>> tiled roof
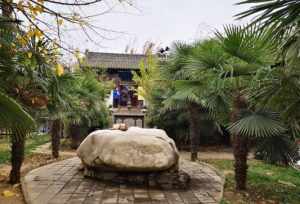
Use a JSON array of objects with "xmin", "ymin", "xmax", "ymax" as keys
[{"xmin": 85, "ymin": 52, "xmax": 146, "ymax": 70}]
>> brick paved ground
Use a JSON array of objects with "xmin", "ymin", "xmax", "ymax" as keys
[{"xmin": 22, "ymin": 157, "xmax": 224, "ymax": 204}]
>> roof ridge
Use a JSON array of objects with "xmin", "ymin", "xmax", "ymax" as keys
[
  {"xmin": 87, "ymin": 51, "xmax": 146, "ymax": 57},
  {"xmin": 85, "ymin": 51, "xmax": 146, "ymax": 70}
]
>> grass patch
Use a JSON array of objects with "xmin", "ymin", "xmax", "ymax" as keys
[
  {"xmin": 203, "ymin": 159, "xmax": 300, "ymax": 204},
  {"xmin": 0, "ymin": 133, "xmax": 50, "ymax": 164}
]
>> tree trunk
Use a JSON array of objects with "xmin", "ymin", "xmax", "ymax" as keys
[
  {"xmin": 60, "ymin": 122, "xmax": 64, "ymax": 138},
  {"xmin": 69, "ymin": 124, "xmax": 81, "ymax": 149},
  {"xmin": 9, "ymin": 133, "xmax": 25, "ymax": 184},
  {"xmin": 1, "ymin": 0, "xmax": 13, "ymax": 18},
  {"xmin": 188, "ymin": 102, "xmax": 201, "ymax": 161},
  {"xmin": 233, "ymin": 134, "xmax": 249, "ymax": 190},
  {"xmin": 231, "ymin": 93, "xmax": 249, "ymax": 190},
  {"xmin": 3, "ymin": 0, "xmax": 24, "ymax": 185},
  {"xmin": 51, "ymin": 119, "xmax": 62, "ymax": 158}
]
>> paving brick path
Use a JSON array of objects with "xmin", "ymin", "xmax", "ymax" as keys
[{"xmin": 22, "ymin": 157, "xmax": 224, "ymax": 204}]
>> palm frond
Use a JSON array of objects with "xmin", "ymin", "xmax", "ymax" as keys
[
  {"xmin": 236, "ymin": 0, "xmax": 300, "ymax": 54},
  {"xmin": 172, "ymin": 80, "xmax": 205, "ymax": 103},
  {"xmin": 216, "ymin": 24, "xmax": 277, "ymax": 65},
  {"xmin": 0, "ymin": 91, "xmax": 35, "ymax": 135},
  {"xmin": 236, "ymin": 0, "xmax": 300, "ymax": 34},
  {"xmin": 191, "ymin": 39, "xmax": 228, "ymax": 69},
  {"xmin": 255, "ymin": 135, "xmax": 298, "ymax": 165},
  {"xmin": 204, "ymin": 91, "xmax": 230, "ymax": 117},
  {"xmin": 185, "ymin": 39, "xmax": 228, "ymax": 79},
  {"xmin": 229, "ymin": 110, "xmax": 286, "ymax": 138}
]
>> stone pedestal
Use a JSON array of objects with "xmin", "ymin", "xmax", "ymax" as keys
[{"xmin": 83, "ymin": 166, "xmax": 191, "ymax": 190}]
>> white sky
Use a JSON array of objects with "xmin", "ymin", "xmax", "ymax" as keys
[{"xmin": 60, "ymin": 0, "xmax": 251, "ymax": 56}]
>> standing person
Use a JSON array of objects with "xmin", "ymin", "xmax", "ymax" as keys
[
  {"xmin": 113, "ymin": 88, "xmax": 120, "ymax": 108},
  {"xmin": 116, "ymin": 88, "xmax": 121, "ymax": 107}
]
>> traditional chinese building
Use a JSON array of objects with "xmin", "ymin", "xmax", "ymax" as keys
[{"xmin": 84, "ymin": 51, "xmax": 147, "ymax": 128}]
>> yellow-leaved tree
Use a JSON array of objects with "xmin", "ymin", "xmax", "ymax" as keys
[{"xmin": 133, "ymin": 53, "xmax": 162, "ymax": 104}]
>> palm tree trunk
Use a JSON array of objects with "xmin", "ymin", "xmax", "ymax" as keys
[
  {"xmin": 233, "ymin": 134, "xmax": 249, "ymax": 190},
  {"xmin": 51, "ymin": 119, "xmax": 62, "ymax": 158},
  {"xmin": 69, "ymin": 124, "xmax": 81, "ymax": 149},
  {"xmin": 9, "ymin": 132, "xmax": 25, "ymax": 184},
  {"xmin": 188, "ymin": 102, "xmax": 201, "ymax": 161},
  {"xmin": 1, "ymin": 0, "xmax": 13, "ymax": 18},
  {"xmin": 231, "ymin": 93, "xmax": 249, "ymax": 190},
  {"xmin": 3, "ymin": 0, "xmax": 24, "ymax": 184}
]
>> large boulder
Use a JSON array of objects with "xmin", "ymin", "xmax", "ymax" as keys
[{"xmin": 77, "ymin": 127, "xmax": 179, "ymax": 172}]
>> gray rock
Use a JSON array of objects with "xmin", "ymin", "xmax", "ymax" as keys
[{"xmin": 77, "ymin": 127, "xmax": 179, "ymax": 172}]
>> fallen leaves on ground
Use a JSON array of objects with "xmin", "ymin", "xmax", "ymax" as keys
[{"xmin": 2, "ymin": 190, "xmax": 15, "ymax": 197}]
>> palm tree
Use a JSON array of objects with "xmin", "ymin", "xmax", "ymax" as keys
[
  {"xmin": 235, "ymin": 0, "xmax": 300, "ymax": 167},
  {"xmin": 47, "ymin": 73, "xmax": 76, "ymax": 158},
  {"xmin": 6, "ymin": 33, "xmax": 70, "ymax": 159},
  {"xmin": 160, "ymin": 40, "xmax": 229, "ymax": 161},
  {"xmin": 0, "ymin": 92, "xmax": 35, "ymax": 184},
  {"xmin": 0, "ymin": 22, "xmax": 38, "ymax": 184},
  {"xmin": 66, "ymin": 70, "xmax": 109, "ymax": 149},
  {"xmin": 136, "ymin": 40, "xmax": 229, "ymax": 161},
  {"xmin": 159, "ymin": 42, "xmax": 206, "ymax": 161},
  {"xmin": 215, "ymin": 25, "xmax": 285, "ymax": 190}
]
